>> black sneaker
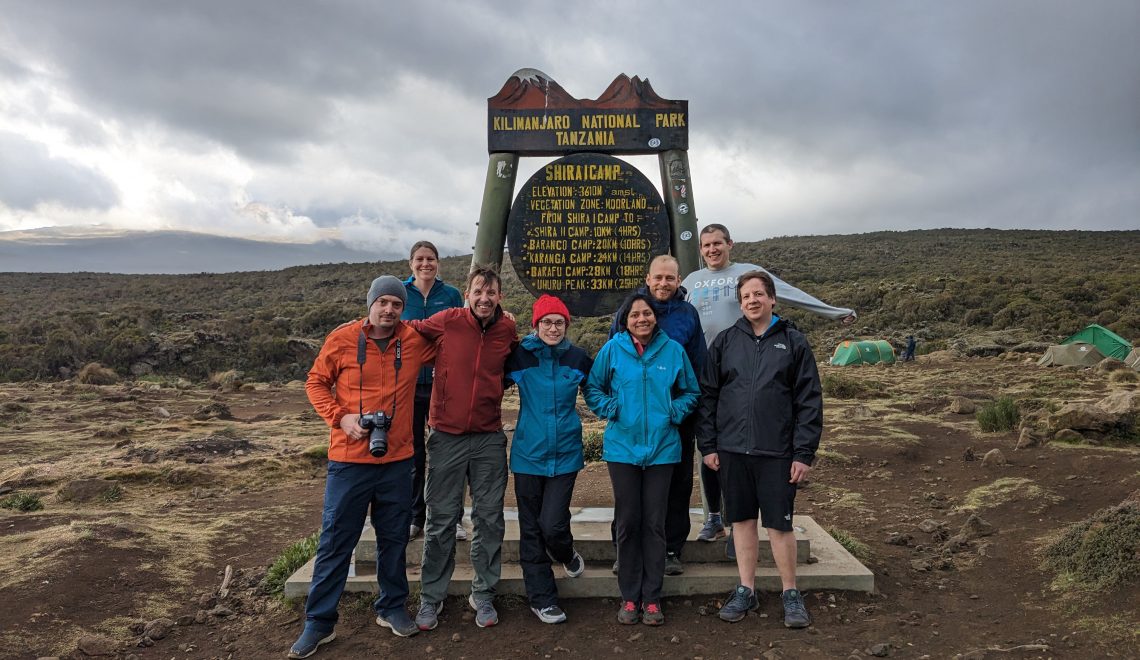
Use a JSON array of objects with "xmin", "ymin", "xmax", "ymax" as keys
[
  {"xmin": 664, "ymin": 552, "xmax": 684, "ymax": 575},
  {"xmin": 781, "ymin": 588, "xmax": 811, "ymax": 628},
  {"xmin": 563, "ymin": 550, "xmax": 585, "ymax": 578},
  {"xmin": 718, "ymin": 584, "xmax": 759, "ymax": 623}
]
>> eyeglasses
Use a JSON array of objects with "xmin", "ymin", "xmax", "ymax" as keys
[{"xmin": 538, "ymin": 319, "xmax": 566, "ymax": 328}]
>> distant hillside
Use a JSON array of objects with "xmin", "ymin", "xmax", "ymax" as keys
[
  {"xmin": 0, "ymin": 228, "xmax": 1136, "ymax": 382},
  {"xmin": 0, "ymin": 229, "xmax": 400, "ymax": 274}
]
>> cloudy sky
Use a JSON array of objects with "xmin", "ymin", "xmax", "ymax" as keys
[{"xmin": 1, "ymin": 1, "xmax": 1137, "ymax": 263}]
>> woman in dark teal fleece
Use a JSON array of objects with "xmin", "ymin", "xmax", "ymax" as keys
[{"xmin": 504, "ymin": 294, "xmax": 593, "ymax": 625}]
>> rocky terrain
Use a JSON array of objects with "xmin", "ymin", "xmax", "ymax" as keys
[{"xmin": 1, "ymin": 353, "xmax": 1137, "ymax": 659}]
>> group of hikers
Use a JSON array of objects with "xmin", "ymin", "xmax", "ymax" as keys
[{"xmin": 290, "ymin": 223, "xmax": 857, "ymax": 659}]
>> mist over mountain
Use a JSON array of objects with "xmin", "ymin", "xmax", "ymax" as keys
[{"xmin": 0, "ymin": 229, "xmax": 402, "ymax": 274}]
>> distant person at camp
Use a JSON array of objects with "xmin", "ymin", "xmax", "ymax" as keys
[
  {"xmin": 291, "ymin": 276, "xmax": 437, "ymax": 658},
  {"xmin": 406, "ymin": 265, "xmax": 518, "ymax": 632},
  {"xmin": 681, "ymin": 223, "xmax": 854, "ymax": 552},
  {"xmin": 607, "ymin": 254, "xmax": 707, "ymax": 576},
  {"xmin": 903, "ymin": 335, "xmax": 917, "ymax": 361},
  {"xmin": 401, "ymin": 240, "xmax": 465, "ymax": 543},
  {"xmin": 586, "ymin": 291, "xmax": 700, "ymax": 626},
  {"xmin": 696, "ymin": 270, "xmax": 822, "ymax": 629},
  {"xmin": 504, "ymin": 294, "xmax": 593, "ymax": 624}
]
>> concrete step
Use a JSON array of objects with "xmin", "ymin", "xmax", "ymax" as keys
[
  {"xmin": 284, "ymin": 515, "xmax": 873, "ymax": 599},
  {"xmin": 356, "ymin": 507, "xmax": 809, "ymax": 566}
]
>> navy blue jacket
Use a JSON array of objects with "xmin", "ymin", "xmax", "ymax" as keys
[
  {"xmin": 505, "ymin": 334, "xmax": 593, "ymax": 476},
  {"xmin": 402, "ymin": 276, "xmax": 463, "ymax": 385},
  {"xmin": 609, "ymin": 285, "xmax": 707, "ymax": 375}
]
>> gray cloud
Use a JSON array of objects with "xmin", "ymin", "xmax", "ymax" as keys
[
  {"xmin": 0, "ymin": 0, "xmax": 1136, "ymax": 262},
  {"xmin": 0, "ymin": 132, "xmax": 118, "ymax": 210}
]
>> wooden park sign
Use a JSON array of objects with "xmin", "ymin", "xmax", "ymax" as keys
[{"xmin": 473, "ymin": 69, "xmax": 699, "ymax": 316}]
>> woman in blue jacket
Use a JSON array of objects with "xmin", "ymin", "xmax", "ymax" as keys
[
  {"xmin": 585, "ymin": 291, "xmax": 699, "ymax": 626},
  {"xmin": 401, "ymin": 240, "xmax": 464, "ymax": 541},
  {"xmin": 505, "ymin": 294, "xmax": 593, "ymax": 625}
]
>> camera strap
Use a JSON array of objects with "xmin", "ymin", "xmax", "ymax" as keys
[{"xmin": 356, "ymin": 328, "xmax": 401, "ymax": 419}]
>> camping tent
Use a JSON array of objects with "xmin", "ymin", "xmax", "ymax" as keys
[
  {"xmin": 1060, "ymin": 324, "xmax": 1132, "ymax": 361},
  {"xmin": 830, "ymin": 340, "xmax": 896, "ymax": 366},
  {"xmin": 1125, "ymin": 347, "xmax": 1140, "ymax": 370},
  {"xmin": 1037, "ymin": 342, "xmax": 1106, "ymax": 367}
]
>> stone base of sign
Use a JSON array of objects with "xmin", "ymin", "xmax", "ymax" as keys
[{"xmin": 283, "ymin": 510, "xmax": 873, "ymax": 599}]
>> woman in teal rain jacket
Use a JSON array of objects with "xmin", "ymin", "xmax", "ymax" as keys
[
  {"xmin": 585, "ymin": 291, "xmax": 699, "ymax": 626},
  {"xmin": 504, "ymin": 295, "xmax": 593, "ymax": 625}
]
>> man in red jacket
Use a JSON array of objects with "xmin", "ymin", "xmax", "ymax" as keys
[
  {"xmin": 290, "ymin": 276, "xmax": 437, "ymax": 659},
  {"xmin": 407, "ymin": 265, "xmax": 518, "ymax": 631}
]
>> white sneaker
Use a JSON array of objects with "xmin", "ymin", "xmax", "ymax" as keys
[
  {"xmin": 456, "ymin": 522, "xmax": 468, "ymax": 541},
  {"xmin": 531, "ymin": 605, "xmax": 567, "ymax": 624}
]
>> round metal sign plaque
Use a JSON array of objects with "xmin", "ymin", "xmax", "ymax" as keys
[{"xmin": 507, "ymin": 153, "xmax": 669, "ymax": 317}]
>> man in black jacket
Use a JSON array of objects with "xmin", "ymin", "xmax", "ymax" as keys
[{"xmin": 696, "ymin": 270, "xmax": 822, "ymax": 629}]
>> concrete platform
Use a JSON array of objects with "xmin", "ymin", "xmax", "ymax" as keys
[
  {"xmin": 356, "ymin": 507, "xmax": 810, "ymax": 565},
  {"xmin": 284, "ymin": 512, "xmax": 873, "ymax": 599}
]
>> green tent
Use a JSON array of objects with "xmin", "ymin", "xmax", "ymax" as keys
[
  {"xmin": 1061, "ymin": 324, "xmax": 1132, "ymax": 361},
  {"xmin": 830, "ymin": 340, "xmax": 896, "ymax": 366}
]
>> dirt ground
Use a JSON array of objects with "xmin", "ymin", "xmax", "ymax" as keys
[{"xmin": 1, "ymin": 357, "xmax": 1137, "ymax": 659}]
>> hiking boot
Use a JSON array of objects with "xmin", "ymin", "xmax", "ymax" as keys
[
  {"xmin": 563, "ymin": 550, "xmax": 585, "ymax": 578},
  {"xmin": 414, "ymin": 600, "xmax": 443, "ymax": 631},
  {"xmin": 455, "ymin": 522, "xmax": 468, "ymax": 541},
  {"xmin": 781, "ymin": 588, "xmax": 811, "ymax": 628},
  {"xmin": 468, "ymin": 594, "xmax": 499, "ymax": 628},
  {"xmin": 725, "ymin": 534, "xmax": 736, "ymax": 560},
  {"xmin": 664, "ymin": 552, "xmax": 684, "ymax": 575},
  {"xmin": 288, "ymin": 628, "xmax": 335, "ymax": 659},
  {"xmin": 697, "ymin": 513, "xmax": 726, "ymax": 542},
  {"xmin": 531, "ymin": 604, "xmax": 567, "ymax": 624},
  {"xmin": 641, "ymin": 602, "xmax": 664, "ymax": 626},
  {"xmin": 616, "ymin": 600, "xmax": 639, "ymax": 625},
  {"xmin": 376, "ymin": 609, "xmax": 419, "ymax": 637},
  {"xmin": 718, "ymin": 584, "xmax": 760, "ymax": 623}
]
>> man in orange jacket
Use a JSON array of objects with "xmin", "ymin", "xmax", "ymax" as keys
[{"xmin": 290, "ymin": 275, "xmax": 437, "ymax": 659}]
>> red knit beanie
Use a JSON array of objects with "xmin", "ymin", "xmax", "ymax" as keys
[{"xmin": 532, "ymin": 294, "xmax": 571, "ymax": 327}]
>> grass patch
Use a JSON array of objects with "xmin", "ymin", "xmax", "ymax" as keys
[
  {"xmin": 0, "ymin": 492, "xmax": 44, "ymax": 512},
  {"xmin": 263, "ymin": 531, "xmax": 320, "ymax": 598},
  {"xmin": 302, "ymin": 444, "xmax": 328, "ymax": 460},
  {"xmin": 582, "ymin": 430, "xmax": 603, "ymax": 463},
  {"xmin": 815, "ymin": 449, "xmax": 851, "ymax": 464},
  {"xmin": 826, "ymin": 527, "xmax": 871, "ymax": 562},
  {"xmin": 821, "ymin": 373, "xmax": 868, "ymax": 399},
  {"xmin": 99, "ymin": 483, "xmax": 124, "ymax": 503},
  {"xmin": 1109, "ymin": 369, "xmax": 1138, "ymax": 384},
  {"xmin": 1042, "ymin": 501, "xmax": 1139, "ymax": 592},
  {"xmin": 959, "ymin": 477, "xmax": 1058, "ymax": 512},
  {"xmin": 976, "ymin": 396, "xmax": 1020, "ymax": 432}
]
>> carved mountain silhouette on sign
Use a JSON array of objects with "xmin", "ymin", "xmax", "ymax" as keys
[{"xmin": 489, "ymin": 68, "xmax": 682, "ymax": 110}]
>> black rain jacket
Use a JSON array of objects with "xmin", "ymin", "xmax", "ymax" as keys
[{"xmin": 695, "ymin": 316, "xmax": 822, "ymax": 465}]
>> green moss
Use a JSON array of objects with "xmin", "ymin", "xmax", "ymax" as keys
[
  {"xmin": 1042, "ymin": 502, "xmax": 1140, "ymax": 592},
  {"xmin": 826, "ymin": 527, "xmax": 871, "ymax": 562},
  {"xmin": 263, "ymin": 531, "xmax": 321, "ymax": 598}
]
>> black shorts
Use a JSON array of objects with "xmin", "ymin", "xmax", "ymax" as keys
[{"xmin": 719, "ymin": 453, "xmax": 796, "ymax": 532}]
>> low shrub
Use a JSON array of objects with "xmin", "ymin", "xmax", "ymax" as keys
[
  {"xmin": 0, "ymin": 492, "xmax": 44, "ymax": 512},
  {"xmin": 976, "ymin": 396, "xmax": 1020, "ymax": 432},
  {"xmin": 1042, "ymin": 501, "xmax": 1140, "ymax": 592},
  {"xmin": 1109, "ymin": 370, "xmax": 1138, "ymax": 384},
  {"xmin": 263, "ymin": 531, "xmax": 320, "ymax": 597},
  {"xmin": 77, "ymin": 362, "xmax": 119, "ymax": 385},
  {"xmin": 822, "ymin": 373, "xmax": 868, "ymax": 399},
  {"xmin": 582, "ymin": 430, "xmax": 604, "ymax": 463}
]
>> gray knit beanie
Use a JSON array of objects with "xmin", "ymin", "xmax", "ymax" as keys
[{"xmin": 366, "ymin": 275, "xmax": 407, "ymax": 309}]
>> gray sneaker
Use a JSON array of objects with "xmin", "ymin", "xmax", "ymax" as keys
[
  {"xmin": 781, "ymin": 588, "xmax": 811, "ymax": 628},
  {"xmin": 415, "ymin": 599, "xmax": 443, "ymax": 631},
  {"xmin": 468, "ymin": 594, "xmax": 498, "ymax": 628},
  {"xmin": 455, "ymin": 522, "xmax": 468, "ymax": 541},
  {"xmin": 697, "ymin": 514, "xmax": 726, "ymax": 542},
  {"xmin": 376, "ymin": 609, "xmax": 419, "ymax": 637},
  {"xmin": 719, "ymin": 584, "xmax": 760, "ymax": 623}
]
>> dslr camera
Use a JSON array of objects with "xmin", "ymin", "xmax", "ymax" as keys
[{"xmin": 358, "ymin": 411, "xmax": 392, "ymax": 457}]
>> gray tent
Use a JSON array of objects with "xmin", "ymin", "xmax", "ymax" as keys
[{"xmin": 1037, "ymin": 342, "xmax": 1106, "ymax": 367}]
